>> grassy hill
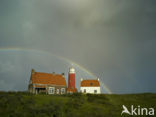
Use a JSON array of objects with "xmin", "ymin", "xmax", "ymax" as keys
[{"xmin": 0, "ymin": 92, "xmax": 155, "ymax": 117}]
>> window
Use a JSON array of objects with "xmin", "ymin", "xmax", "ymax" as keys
[
  {"xmin": 48, "ymin": 87, "xmax": 55, "ymax": 94},
  {"xmin": 56, "ymin": 89, "xmax": 59, "ymax": 94},
  {"xmin": 84, "ymin": 89, "xmax": 86, "ymax": 93},
  {"xmin": 61, "ymin": 88, "xmax": 65, "ymax": 94},
  {"xmin": 94, "ymin": 90, "xmax": 97, "ymax": 94}
]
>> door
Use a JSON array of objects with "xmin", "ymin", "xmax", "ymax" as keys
[{"xmin": 56, "ymin": 89, "xmax": 59, "ymax": 94}]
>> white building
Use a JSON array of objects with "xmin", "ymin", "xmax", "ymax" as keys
[{"xmin": 80, "ymin": 78, "xmax": 101, "ymax": 94}]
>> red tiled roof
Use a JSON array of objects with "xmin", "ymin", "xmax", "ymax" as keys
[
  {"xmin": 31, "ymin": 72, "xmax": 66, "ymax": 86},
  {"xmin": 81, "ymin": 80, "xmax": 100, "ymax": 87}
]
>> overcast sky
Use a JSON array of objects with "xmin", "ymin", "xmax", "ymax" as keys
[{"xmin": 0, "ymin": 0, "xmax": 156, "ymax": 93}]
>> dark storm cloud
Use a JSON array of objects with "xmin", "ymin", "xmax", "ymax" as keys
[{"xmin": 0, "ymin": 0, "xmax": 156, "ymax": 93}]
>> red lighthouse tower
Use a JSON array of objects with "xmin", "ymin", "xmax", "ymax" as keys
[{"xmin": 67, "ymin": 67, "xmax": 77, "ymax": 93}]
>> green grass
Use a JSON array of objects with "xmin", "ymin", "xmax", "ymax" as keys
[{"xmin": 0, "ymin": 92, "xmax": 155, "ymax": 117}]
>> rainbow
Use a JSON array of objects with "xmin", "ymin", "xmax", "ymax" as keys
[{"xmin": 0, "ymin": 47, "xmax": 112, "ymax": 94}]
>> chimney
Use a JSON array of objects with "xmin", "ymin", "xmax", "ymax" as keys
[
  {"xmin": 31, "ymin": 69, "xmax": 35, "ymax": 74},
  {"xmin": 62, "ymin": 73, "xmax": 65, "ymax": 77},
  {"xmin": 97, "ymin": 78, "xmax": 100, "ymax": 81},
  {"xmin": 81, "ymin": 78, "xmax": 83, "ymax": 81}
]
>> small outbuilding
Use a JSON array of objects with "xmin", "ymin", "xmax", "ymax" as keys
[{"xmin": 80, "ymin": 78, "xmax": 101, "ymax": 94}]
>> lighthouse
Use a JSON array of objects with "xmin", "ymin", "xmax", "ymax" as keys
[{"xmin": 67, "ymin": 67, "xmax": 77, "ymax": 93}]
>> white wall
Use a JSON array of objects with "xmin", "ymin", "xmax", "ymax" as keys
[{"xmin": 80, "ymin": 87, "xmax": 101, "ymax": 94}]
